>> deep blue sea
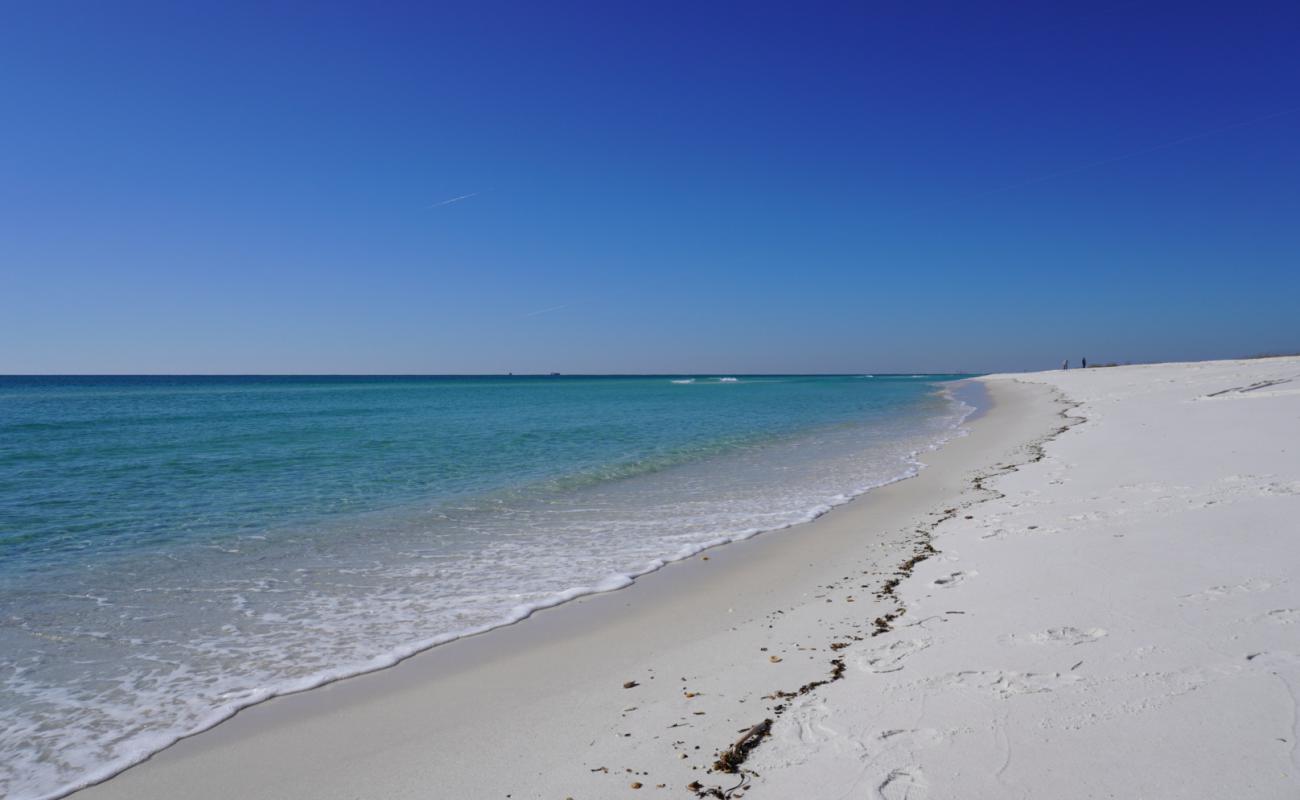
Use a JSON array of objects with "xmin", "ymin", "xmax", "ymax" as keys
[{"xmin": 0, "ymin": 374, "xmax": 973, "ymax": 799}]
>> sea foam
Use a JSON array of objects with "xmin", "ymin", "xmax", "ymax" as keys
[{"xmin": 0, "ymin": 375, "xmax": 973, "ymax": 800}]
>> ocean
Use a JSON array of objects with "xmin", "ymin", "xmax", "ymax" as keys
[{"xmin": 0, "ymin": 374, "xmax": 974, "ymax": 799}]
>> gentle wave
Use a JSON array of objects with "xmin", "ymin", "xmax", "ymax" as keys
[{"xmin": 0, "ymin": 376, "xmax": 975, "ymax": 800}]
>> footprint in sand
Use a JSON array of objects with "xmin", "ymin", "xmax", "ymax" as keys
[
  {"xmin": 1264, "ymin": 609, "xmax": 1300, "ymax": 624},
  {"xmin": 1180, "ymin": 578, "xmax": 1273, "ymax": 603},
  {"xmin": 876, "ymin": 728, "xmax": 945, "ymax": 748},
  {"xmin": 931, "ymin": 571, "xmax": 972, "ymax": 588},
  {"xmin": 1004, "ymin": 626, "xmax": 1107, "ymax": 646},
  {"xmin": 789, "ymin": 697, "xmax": 845, "ymax": 747},
  {"xmin": 858, "ymin": 638, "xmax": 931, "ymax": 673},
  {"xmin": 1262, "ymin": 480, "xmax": 1300, "ymax": 496},
  {"xmin": 864, "ymin": 730, "xmax": 945, "ymax": 799},
  {"xmin": 941, "ymin": 670, "xmax": 1082, "ymax": 698},
  {"xmin": 878, "ymin": 767, "xmax": 929, "ymax": 800}
]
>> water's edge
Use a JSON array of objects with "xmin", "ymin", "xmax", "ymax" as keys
[{"xmin": 35, "ymin": 382, "xmax": 978, "ymax": 800}]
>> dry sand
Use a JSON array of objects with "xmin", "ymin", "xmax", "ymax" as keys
[
  {"xmin": 70, "ymin": 357, "xmax": 1300, "ymax": 799},
  {"xmin": 755, "ymin": 357, "xmax": 1300, "ymax": 798}
]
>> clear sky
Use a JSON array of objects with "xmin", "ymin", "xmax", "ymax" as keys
[{"xmin": 2, "ymin": 2, "xmax": 1297, "ymax": 374}]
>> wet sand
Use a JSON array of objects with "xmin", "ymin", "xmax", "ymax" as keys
[{"xmin": 72, "ymin": 378, "xmax": 1064, "ymax": 799}]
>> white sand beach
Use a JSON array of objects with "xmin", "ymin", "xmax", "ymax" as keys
[
  {"xmin": 70, "ymin": 357, "xmax": 1300, "ymax": 799},
  {"xmin": 755, "ymin": 357, "xmax": 1300, "ymax": 798}
]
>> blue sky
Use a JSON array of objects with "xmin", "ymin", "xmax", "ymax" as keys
[{"xmin": 2, "ymin": 1, "xmax": 1297, "ymax": 373}]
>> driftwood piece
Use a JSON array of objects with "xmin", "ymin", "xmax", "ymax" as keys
[{"xmin": 712, "ymin": 718, "xmax": 773, "ymax": 773}]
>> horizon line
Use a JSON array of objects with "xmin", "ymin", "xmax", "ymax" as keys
[{"xmin": 0, "ymin": 371, "xmax": 982, "ymax": 378}]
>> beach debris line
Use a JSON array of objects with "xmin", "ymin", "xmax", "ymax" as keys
[
  {"xmin": 1204, "ymin": 377, "xmax": 1294, "ymax": 397},
  {"xmin": 713, "ymin": 719, "xmax": 773, "ymax": 772},
  {"xmin": 695, "ymin": 388, "xmax": 1084, "ymax": 797},
  {"xmin": 684, "ymin": 720, "xmax": 772, "ymax": 798},
  {"xmin": 764, "ymin": 656, "xmax": 847, "ymax": 704}
]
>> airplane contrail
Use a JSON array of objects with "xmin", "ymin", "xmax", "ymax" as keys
[
  {"xmin": 428, "ymin": 192, "xmax": 479, "ymax": 208},
  {"xmin": 524, "ymin": 303, "xmax": 572, "ymax": 318},
  {"xmin": 984, "ymin": 106, "xmax": 1299, "ymax": 195}
]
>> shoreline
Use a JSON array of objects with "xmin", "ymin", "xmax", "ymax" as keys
[
  {"xmin": 21, "ymin": 379, "xmax": 975, "ymax": 800},
  {"xmin": 70, "ymin": 377, "xmax": 1066, "ymax": 799},
  {"xmin": 753, "ymin": 356, "xmax": 1300, "ymax": 797}
]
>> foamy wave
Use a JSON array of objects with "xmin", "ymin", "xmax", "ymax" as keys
[{"xmin": 5, "ymin": 388, "xmax": 977, "ymax": 800}]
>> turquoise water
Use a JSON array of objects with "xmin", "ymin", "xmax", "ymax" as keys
[{"xmin": 0, "ymin": 374, "xmax": 972, "ymax": 799}]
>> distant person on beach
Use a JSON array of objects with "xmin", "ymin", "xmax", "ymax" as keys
[
  {"xmin": 1082, "ymin": 357, "xmax": 1088, "ymax": 368},
  {"xmin": 1062, "ymin": 359, "xmax": 1069, "ymax": 370}
]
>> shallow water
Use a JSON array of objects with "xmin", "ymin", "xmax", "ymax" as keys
[{"xmin": 0, "ymin": 374, "xmax": 972, "ymax": 799}]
